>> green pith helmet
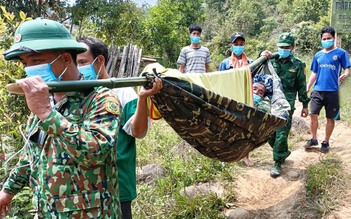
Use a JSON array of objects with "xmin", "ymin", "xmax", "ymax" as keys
[
  {"xmin": 3, "ymin": 18, "xmax": 86, "ymax": 60},
  {"xmin": 277, "ymin": 32, "xmax": 295, "ymax": 47}
]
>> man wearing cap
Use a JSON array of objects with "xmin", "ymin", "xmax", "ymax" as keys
[
  {"xmin": 219, "ymin": 32, "xmax": 254, "ymax": 166},
  {"xmin": 177, "ymin": 25, "xmax": 212, "ymax": 73},
  {"xmin": 262, "ymin": 32, "xmax": 309, "ymax": 178},
  {"xmin": 0, "ymin": 18, "xmax": 121, "ymax": 218},
  {"xmin": 219, "ymin": 32, "xmax": 253, "ymax": 71}
]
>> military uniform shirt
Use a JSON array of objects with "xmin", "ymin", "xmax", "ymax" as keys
[
  {"xmin": 271, "ymin": 54, "xmax": 309, "ymax": 109},
  {"xmin": 3, "ymin": 87, "xmax": 121, "ymax": 219}
]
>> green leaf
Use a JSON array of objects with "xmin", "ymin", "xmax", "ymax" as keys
[{"xmin": 19, "ymin": 11, "xmax": 26, "ymax": 21}]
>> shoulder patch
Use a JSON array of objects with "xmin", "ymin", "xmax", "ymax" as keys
[{"xmin": 105, "ymin": 97, "xmax": 120, "ymax": 115}]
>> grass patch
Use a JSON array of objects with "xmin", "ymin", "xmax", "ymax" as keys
[
  {"xmin": 134, "ymin": 182, "xmax": 228, "ymax": 218},
  {"xmin": 134, "ymin": 119, "xmax": 243, "ymax": 218},
  {"xmin": 340, "ymin": 77, "xmax": 351, "ymax": 123},
  {"xmin": 305, "ymin": 155, "xmax": 350, "ymax": 216}
]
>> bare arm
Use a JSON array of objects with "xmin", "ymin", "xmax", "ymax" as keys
[
  {"xmin": 205, "ymin": 63, "xmax": 210, "ymax": 72},
  {"xmin": 0, "ymin": 189, "xmax": 14, "ymax": 217},
  {"xmin": 307, "ymin": 72, "xmax": 317, "ymax": 93},
  {"xmin": 260, "ymin": 50, "xmax": 272, "ymax": 59},
  {"xmin": 340, "ymin": 67, "xmax": 350, "ymax": 84},
  {"xmin": 179, "ymin": 64, "xmax": 185, "ymax": 73},
  {"xmin": 131, "ymin": 78, "xmax": 163, "ymax": 138}
]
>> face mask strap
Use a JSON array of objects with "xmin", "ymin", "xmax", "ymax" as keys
[
  {"xmin": 57, "ymin": 67, "xmax": 68, "ymax": 80},
  {"xmin": 92, "ymin": 56, "xmax": 98, "ymax": 64},
  {"xmin": 50, "ymin": 54, "xmax": 62, "ymax": 64},
  {"xmin": 94, "ymin": 65, "xmax": 102, "ymax": 79},
  {"xmin": 93, "ymin": 56, "xmax": 103, "ymax": 79},
  {"xmin": 49, "ymin": 54, "xmax": 67, "ymax": 80}
]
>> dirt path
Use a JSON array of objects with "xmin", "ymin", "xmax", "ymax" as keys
[{"xmin": 225, "ymin": 102, "xmax": 351, "ymax": 218}]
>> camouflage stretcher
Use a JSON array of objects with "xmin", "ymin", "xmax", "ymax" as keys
[{"xmin": 150, "ymin": 56, "xmax": 290, "ymax": 162}]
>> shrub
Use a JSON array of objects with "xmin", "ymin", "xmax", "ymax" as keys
[{"xmin": 0, "ymin": 6, "xmax": 33, "ymax": 218}]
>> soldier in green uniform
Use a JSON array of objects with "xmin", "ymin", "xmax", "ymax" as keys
[
  {"xmin": 0, "ymin": 18, "xmax": 121, "ymax": 218},
  {"xmin": 262, "ymin": 33, "xmax": 309, "ymax": 177}
]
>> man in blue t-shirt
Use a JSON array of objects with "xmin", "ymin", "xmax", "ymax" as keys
[{"xmin": 305, "ymin": 26, "xmax": 350, "ymax": 153}]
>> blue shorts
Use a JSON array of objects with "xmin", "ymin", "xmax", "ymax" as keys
[{"xmin": 309, "ymin": 91, "xmax": 340, "ymax": 120}]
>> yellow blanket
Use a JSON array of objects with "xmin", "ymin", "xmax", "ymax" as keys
[{"xmin": 142, "ymin": 63, "xmax": 253, "ymax": 119}]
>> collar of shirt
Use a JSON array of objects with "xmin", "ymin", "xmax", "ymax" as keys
[{"xmin": 278, "ymin": 53, "xmax": 295, "ymax": 64}]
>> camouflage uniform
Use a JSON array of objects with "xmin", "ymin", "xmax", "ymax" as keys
[
  {"xmin": 3, "ymin": 87, "xmax": 121, "ymax": 218},
  {"xmin": 269, "ymin": 54, "xmax": 309, "ymax": 162}
]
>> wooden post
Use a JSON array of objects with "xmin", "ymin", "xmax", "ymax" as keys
[
  {"xmin": 134, "ymin": 47, "xmax": 143, "ymax": 77},
  {"xmin": 110, "ymin": 47, "xmax": 120, "ymax": 78},
  {"xmin": 335, "ymin": 32, "xmax": 342, "ymax": 48},
  {"xmin": 106, "ymin": 47, "xmax": 114, "ymax": 74},
  {"xmin": 106, "ymin": 44, "xmax": 144, "ymax": 78},
  {"xmin": 126, "ymin": 44, "xmax": 134, "ymax": 77},
  {"xmin": 132, "ymin": 46, "xmax": 139, "ymax": 77},
  {"xmin": 118, "ymin": 44, "xmax": 130, "ymax": 77}
]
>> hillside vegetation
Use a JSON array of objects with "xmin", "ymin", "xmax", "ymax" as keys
[{"xmin": 1, "ymin": 0, "xmax": 351, "ymax": 218}]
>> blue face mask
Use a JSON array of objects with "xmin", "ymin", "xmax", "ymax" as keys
[
  {"xmin": 232, "ymin": 46, "xmax": 245, "ymax": 56},
  {"xmin": 24, "ymin": 54, "xmax": 66, "ymax": 82},
  {"xmin": 253, "ymin": 94, "xmax": 262, "ymax": 105},
  {"xmin": 78, "ymin": 57, "xmax": 101, "ymax": 80},
  {"xmin": 278, "ymin": 48, "xmax": 291, "ymax": 58},
  {"xmin": 190, "ymin": 36, "xmax": 201, "ymax": 44},
  {"xmin": 321, "ymin": 39, "xmax": 334, "ymax": 49}
]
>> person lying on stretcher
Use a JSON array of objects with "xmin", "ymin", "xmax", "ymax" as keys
[{"xmin": 253, "ymin": 82, "xmax": 271, "ymax": 113}]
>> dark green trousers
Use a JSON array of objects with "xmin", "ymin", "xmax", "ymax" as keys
[{"xmin": 269, "ymin": 110, "xmax": 294, "ymax": 163}]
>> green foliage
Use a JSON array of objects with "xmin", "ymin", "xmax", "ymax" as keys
[
  {"xmin": 1, "ymin": 1, "xmax": 350, "ymax": 218},
  {"xmin": 340, "ymin": 77, "xmax": 351, "ymax": 123},
  {"xmin": 0, "ymin": 6, "xmax": 33, "ymax": 217},
  {"xmin": 306, "ymin": 156, "xmax": 348, "ymax": 215},
  {"xmin": 140, "ymin": 0, "xmax": 206, "ymax": 67},
  {"xmin": 293, "ymin": 21, "xmax": 321, "ymax": 56},
  {"xmin": 135, "ymin": 182, "xmax": 227, "ymax": 218},
  {"xmin": 171, "ymin": 192, "xmax": 226, "ymax": 218},
  {"xmin": 0, "ymin": 7, "xmax": 29, "ymax": 175},
  {"xmin": 291, "ymin": 0, "xmax": 330, "ymax": 23},
  {"xmin": 225, "ymin": 0, "xmax": 266, "ymax": 36},
  {"xmin": 0, "ymin": 0, "xmax": 69, "ymax": 20},
  {"xmin": 0, "ymin": 0, "xmax": 40, "ymax": 18},
  {"xmin": 71, "ymin": 0, "xmax": 143, "ymax": 46}
]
